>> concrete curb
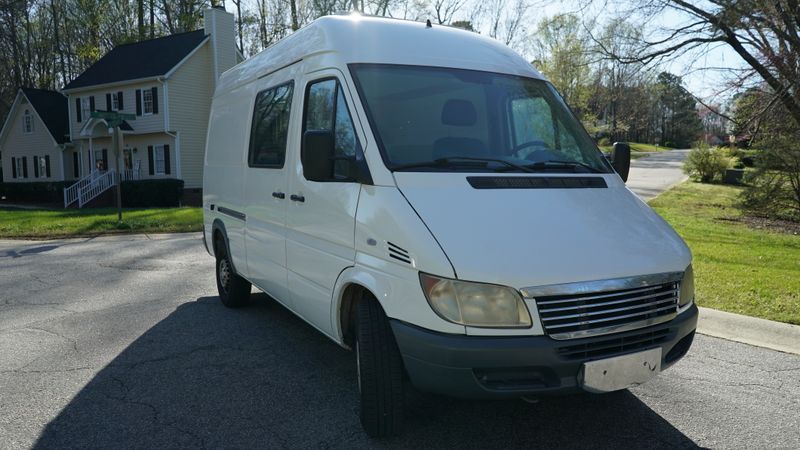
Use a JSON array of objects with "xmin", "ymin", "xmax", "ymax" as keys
[{"xmin": 696, "ymin": 306, "xmax": 800, "ymax": 356}]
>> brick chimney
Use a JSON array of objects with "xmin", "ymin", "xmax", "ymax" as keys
[{"xmin": 203, "ymin": 6, "xmax": 237, "ymax": 83}]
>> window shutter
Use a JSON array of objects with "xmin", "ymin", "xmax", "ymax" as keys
[
  {"xmin": 45, "ymin": 155, "xmax": 51, "ymax": 177},
  {"xmin": 118, "ymin": 91, "xmax": 124, "ymax": 110},
  {"xmin": 11, "ymin": 157, "xmax": 16, "ymax": 178},
  {"xmin": 106, "ymin": 93, "xmax": 112, "ymax": 110},
  {"xmin": 136, "ymin": 90, "xmax": 142, "ymax": 116},
  {"xmin": 102, "ymin": 149, "xmax": 108, "ymax": 171},
  {"xmin": 151, "ymin": 87, "xmax": 159, "ymax": 114},
  {"xmin": 73, "ymin": 152, "xmax": 79, "ymax": 177},
  {"xmin": 76, "ymin": 98, "xmax": 82, "ymax": 122},
  {"xmin": 33, "ymin": 156, "xmax": 39, "ymax": 177},
  {"xmin": 89, "ymin": 96, "xmax": 95, "ymax": 112},
  {"xmin": 147, "ymin": 146, "xmax": 154, "ymax": 175},
  {"xmin": 22, "ymin": 157, "xmax": 28, "ymax": 178},
  {"xmin": 163, "ymin": 145, "xmax": 171, "ymax": 174}
]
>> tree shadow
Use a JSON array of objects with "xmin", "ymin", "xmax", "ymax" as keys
[
  {"xmin": 35, "ymin": 293, "xmax": 701, "ymax": 449},
  {"xmin": 1, "ymin": 244, "xmax": 60, "ymax": 258}
]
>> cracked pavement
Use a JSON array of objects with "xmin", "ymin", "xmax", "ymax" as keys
[{"xmin": 1, "ymin": 234, "xmax": 799, "ymax": 449}]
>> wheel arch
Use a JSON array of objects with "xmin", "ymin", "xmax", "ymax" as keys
[
  {"xmin": 211, "ymin": 219, "xmax": 238, "ymax": 272},
  {"xmin": 332, "ymin": 268, "xmax": 384, "ymax": 349}
]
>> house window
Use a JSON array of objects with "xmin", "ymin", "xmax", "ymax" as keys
[
  {"xmin": 23, "ymin": 109, "xmax": 33, "ymax": 133},
  {"xmin": 155, "ymin": 145, "xmax": 166, "ymax": 174},
  {"xmin": 81, "ymin": 98, "xmax": 91, "ymax": 122},
  {"xmin": 143, "ymin": 89, "xmax": 154, "ymax": 115},
  {"xmin": 112, "ymin": 93, "xmax": 120, "ymax": 111},
  {"xmin": 39, "ymin": 156, "xmax": 47, "ymax": 178}
]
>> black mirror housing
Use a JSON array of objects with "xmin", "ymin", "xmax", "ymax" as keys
[
  {"xmin": 302, "ymin": 130, "xmax": 335, "ymax": 182},
  {"xmin": 611, "ymin": 142, "xmax": 631, "ymax": 182}
]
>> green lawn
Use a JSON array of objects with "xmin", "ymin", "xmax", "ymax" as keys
[
  {"xmin": 0, "ymin": 207, "xmax": 202, "ymax": 238},
  {"xmin": 649, "ymin": 182, "xmax": 800, "ymax": 325},
  {"xmin": 600, "ymin": 142, "xmax": 673, "ymax": 158}
]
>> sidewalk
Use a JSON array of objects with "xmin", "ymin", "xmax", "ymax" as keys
[{"xmin": 697, "ymin": 307, "xmax": 800, "ymax": 356}]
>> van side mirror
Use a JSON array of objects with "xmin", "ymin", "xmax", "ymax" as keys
[
  {"xmin": 611, "ymin": 142, "xmax": 631, "ymax": 182},
  {"xmin": 302, "ymin": 130, "xmax": 335, "ymax": 182}
]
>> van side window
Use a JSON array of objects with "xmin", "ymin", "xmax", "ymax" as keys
[
  {"xmin": 304, "ymin": 78, "xmax": 359, "ymax": 180},
  {"xmin": 248, "ymin": 82, "xmax": 294, "ymax": 168}
]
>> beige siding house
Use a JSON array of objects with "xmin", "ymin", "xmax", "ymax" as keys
[
  {"xmin": 0, "ymin": 88, "xmax": 70, "ymax": 183},
  {"xmin": 0, "ymin": 6, "xmax": 238, "ymax": 206}
]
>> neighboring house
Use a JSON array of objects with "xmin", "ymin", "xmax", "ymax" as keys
[
  {"xmin": 0, "ymin": 6, "xmax": 237, "ymax": 206},
  {"xmin": 0, "ymin": 88, "xmax": 70, "ymax": 183}
]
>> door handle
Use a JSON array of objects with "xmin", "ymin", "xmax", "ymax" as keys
[
  {"xmin": 272, "ymin": 191, "xmax": 285, "ymax": 199},
  {"xmin": 290, "ymin": 194, "xmax": 305, "ymax": 203}
]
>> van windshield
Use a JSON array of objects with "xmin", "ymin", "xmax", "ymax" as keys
[{"xmin": 349, "ymin": 64, "xmax": 611, "ymax": 173}]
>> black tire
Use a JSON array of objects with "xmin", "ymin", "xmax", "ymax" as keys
[
  {"xmin": 356, "ymin": 294, "xmax": 404, "ymax": 437},
  {"xmin": 215, "ymin": 242, "xmax": 251, "ymax": 308}
]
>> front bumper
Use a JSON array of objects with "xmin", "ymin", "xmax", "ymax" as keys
[{"xmin": 391, "ymin": 304, "xmax": 698, "ymax": 399}]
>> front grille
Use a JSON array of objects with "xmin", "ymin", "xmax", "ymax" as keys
[
  {"xmin": 558, "ymin": 328, "xmax": 670, "ymax": 360},
  {"xmin": 535, "ymin": 282, "xmax": 679, "ymax": 339}
]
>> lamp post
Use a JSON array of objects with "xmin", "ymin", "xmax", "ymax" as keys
[{"xmin": 90, "ymin": 111, "xmax": 135, "ymax": 222}]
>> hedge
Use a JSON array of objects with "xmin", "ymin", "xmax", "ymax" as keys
[
  {"xmin": 121, "ymin": 179, "xmax": 184, "ymax": 207},
  {"xmin": 1, "ymin": 179, "xmax": 184, "ymax": 207},
  {"xmin": 0, "ymin": 181, "xmax": 70, "ymax": 203}
]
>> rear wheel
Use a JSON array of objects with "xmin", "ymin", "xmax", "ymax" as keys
[
  {"xmin": 215, "ymin": 241, "xmax": 251, "ymax": 308},
  {"xmin": 356, "ymin": 294, "xmax": 404, "ymax": 437}
]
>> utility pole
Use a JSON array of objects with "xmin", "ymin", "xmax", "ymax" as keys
[{"xmin": 91, "ymin": 111, "xmax": 135, "ymax": 222}]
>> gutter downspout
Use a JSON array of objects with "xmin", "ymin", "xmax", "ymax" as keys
[{"xmin": 159, "ymin": 77, "xmax": 181, "ymax": 180}]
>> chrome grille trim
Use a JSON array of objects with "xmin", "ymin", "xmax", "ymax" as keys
[
  {"xmin": 539, "ymin": 289, "xmax": 678, "ymax": 311},
  {"xmin": 545, "ymin": 304, "xmax": 677, "ymax": 329},
  {"xmin": 521, "ymin": 272, "xmax": 683, "ymax": 298},
  {"xmin": 525, "ymin": 272, "xmax": 683, "ymax": 340},
  {"xmin": 541, "ymin": 296, "xmax": 677, "ymax": 321}
]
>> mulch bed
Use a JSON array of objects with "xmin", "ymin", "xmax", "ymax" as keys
[{"xmin": 716, "ymin": 215, "xmax": 800, "ymax": 235}]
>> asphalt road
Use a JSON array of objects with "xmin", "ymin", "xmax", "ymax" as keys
[
  {"xmin": 1, "ymin": 233, "xmax": 799, "ymax": 449},
  {"xmin": 626, "ymin": 150, "xmax": 690, "ymax": 201}
]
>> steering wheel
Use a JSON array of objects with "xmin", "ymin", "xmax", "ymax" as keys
[{"xmin": 513, "ymin": 140, "xmax": 555, "ymax": 161}]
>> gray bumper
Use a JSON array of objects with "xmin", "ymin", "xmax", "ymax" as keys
[{"xmin": 390, "ymin": 304, "xmax": 698, "ymax": 399}]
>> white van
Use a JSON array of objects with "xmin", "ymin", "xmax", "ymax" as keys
[{"xmin": 203, "ymin": 15, "xmax": 697, "ymax": 437}]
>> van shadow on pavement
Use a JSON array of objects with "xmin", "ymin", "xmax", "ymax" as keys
[{"xmin": 35, "ymin": 294, "xmax": 700, "ymax": 449}]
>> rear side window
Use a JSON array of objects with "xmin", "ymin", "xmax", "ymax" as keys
[
  {"xmin": 248, "ymin": 82, "xmax": 294, "ymax": 168},
  {"xmin": 304, "ymin": 78, "xmax": 359, "ymax": 179}
]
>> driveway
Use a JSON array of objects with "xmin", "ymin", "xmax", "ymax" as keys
[
  {"xmin": 626, "ymin": 150, "xmax": 690, "ymax": 201},
  {"xmin": 1, "ymin": 234, "xmax": 799, "ymax": 449}
]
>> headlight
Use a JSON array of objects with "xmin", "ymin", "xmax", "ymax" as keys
[
  {"xmin": 419, "ymin": 273, "xmax": 532, "ymax": 328},
  {"xmin": 679, "ymin": 264, "xmax": 694, "ymax": 308}
]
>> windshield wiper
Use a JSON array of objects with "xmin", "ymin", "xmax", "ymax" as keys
[
  {"xmin": 523, "ymin": 160, "xmax": 604, "ymax": 173},
  {"xmin": 393, "ymin": 156, "xmax": 536, "ymax": 173}
]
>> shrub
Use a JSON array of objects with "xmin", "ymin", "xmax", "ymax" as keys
[
  {"xmin": 683, "ymin": 144, "xmax": 731, "ymax": 183},
  {"xmin": 0, "ymin": 181, "xmax": 70, "ymax": 203},
  {"xmin": 597, "ymin": 137, "xmax": 611, "ymax": 147},
  {"xmin": 121, "ymin": 179, "xmax": 184, "ymax": 207}
]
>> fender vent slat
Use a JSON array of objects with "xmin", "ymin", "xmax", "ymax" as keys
[{"xmin": 387, "ymin": 242, "xmax": 411, "ymax": 265}]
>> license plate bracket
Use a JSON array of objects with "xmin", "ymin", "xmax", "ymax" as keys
[{"xmin": 578, "ymin": 347, "xmax": 662, "ymax": 393}]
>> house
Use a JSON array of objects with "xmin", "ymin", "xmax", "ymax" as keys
[
  {"xmin": 0, "ymin": 6, "xmax": 238, "ymax": 206},
  {"xmin": 0, "ymin": 88, "xmax": 70, "ymax": 183}
]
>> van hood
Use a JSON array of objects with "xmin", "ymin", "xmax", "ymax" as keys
[{"xmin": 394, "ymin": 172, "xmax": 691, "ymax": 290}]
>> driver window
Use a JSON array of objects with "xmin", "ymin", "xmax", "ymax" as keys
[
  {"xmin": 304, "ymin": 78, "xmax": 359, "ymax": 179},
  {"xmin": 510, "ymin": 97, "xmax": 554, "ymax": 158}
]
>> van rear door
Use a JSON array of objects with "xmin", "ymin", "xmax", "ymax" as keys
[{"xmin": 285, "ymin": 71, "xmax": 364, "ymax": 336}]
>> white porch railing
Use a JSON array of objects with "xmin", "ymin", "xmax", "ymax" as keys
[
  {"xmin": 120, "ymin": 168, "xmax": 141, "ymax": 181},
  {"xmin": 77, "ymin": 169, "xmax": 115, "ymax": 207},
  {"xmin": 63, "ymin": 171, "xmax": 97, "ymax": 208}
]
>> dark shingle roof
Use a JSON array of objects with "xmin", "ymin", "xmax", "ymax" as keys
[
  {"xmin": 64, "ymin": 30, "xmax": 208, "ymax": 90},
  {"xmin": 21, "ymin": 88, "xmax": 70, "ymax": 144}
]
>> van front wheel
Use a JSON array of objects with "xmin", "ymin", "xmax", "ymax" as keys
[
  {"xmin": 215, "ymin": 246, "xmax": 251, "ymax": 308},
  {"xmin": 356, "ymin": 295, "xmax": 404, "ymax": 437}
]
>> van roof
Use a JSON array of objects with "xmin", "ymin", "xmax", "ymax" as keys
[{"xmin": 216, "ymin": 14, "xmax": 543, "ymax": 95}]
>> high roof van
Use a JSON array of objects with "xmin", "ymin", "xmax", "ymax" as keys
[{"xmin": 203, "ymin": 14, "xmax": 697, "ymax": 437}]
